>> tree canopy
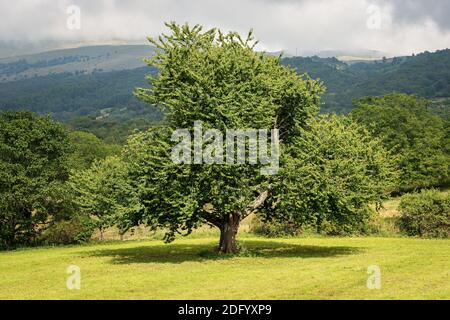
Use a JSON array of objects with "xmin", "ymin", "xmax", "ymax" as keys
[
  {"xmin": 122, "ymin": 23, "xmax": 324, "ymax": 253},
  {"xmin": 69, "ymin": 156, "xmax": 140, "ymax": 239},
  {"xmin": 68, "ymin": 131, "xmax": 121, "ymax": 170},
  {"xmin": 0, "ymin": 111, "xmax": 72, "ymax": 249},
  {"xmin": 265, "ymin": 114, "xmax": 398, "ymax": 234},
  {"xmin": 351, "ymin": 93, "xmax": 449, "ymax": 191}
]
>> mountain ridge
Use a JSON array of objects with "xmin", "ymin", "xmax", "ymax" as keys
[{"xmin": 0, "ymin": 45, "xmax": 449, "ymax": 122}]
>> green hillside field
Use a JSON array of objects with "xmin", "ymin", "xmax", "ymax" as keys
[{"xmin": 1, "ymin": 235, "xmax": 449, "ymax": 300}]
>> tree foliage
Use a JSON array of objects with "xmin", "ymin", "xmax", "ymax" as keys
[
  {"xmin": 351, "ymin": 93, "xmax": 449, "ymax": 191},
  {"xmin": 0, "ymin": 111, "xmax": 72, "ymax": 249},
  {"xmin": 69, "ymin": 156, "xmax": 140, "ymax": 238},
  {"xmin": 398, "ymin": 189, "xmax": 449, "ymax": 238},
  {"xmin": 123, "ymin": 22, "xmax": 324, "ymax": 253},
  {"xmin": 264, "ymin": 115, "xmax": 398, "ymax": 234},
  {"xmin": 68, "ymin": 131, "xmax": 121, "ymax": 170}
]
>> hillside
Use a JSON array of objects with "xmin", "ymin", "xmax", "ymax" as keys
[
  {"xmin": 282, "ymin": 49, "xmax": 450, "ymax": 113},
  {"xmin": 0, "ymin": 66, "xmax": 160, "ymax": 121},
  {"xmin": 0, "ymin": 46, "xmax": 449, "ymax": 124},
  {"xmin": 0, "ymin": 45, "xmax": 152, "ymax": 82}
]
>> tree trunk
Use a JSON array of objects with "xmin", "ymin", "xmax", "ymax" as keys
[{"xmin": 218, "ymin": 214, "xmax": 240, "ymax": 254}]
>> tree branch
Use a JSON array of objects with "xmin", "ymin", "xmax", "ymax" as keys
[
  {"xmin": 242, "ymin": 190, "xmax": 269, "ymax": 219},
  {"xmin": 201, "ymin": 204, "xmax": 223, "ymax": 228}
]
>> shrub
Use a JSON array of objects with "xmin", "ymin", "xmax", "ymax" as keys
[
  {"xmin": 69, "ymin": 156, "xmax": 140, "ymax": 237},
  {"xmin": 39, "ymin": 217, "xmax": 95, "ymax": 245},
  {"xmin": 313, "ymin": 207, "xmax": 383, "ymax": 236},
  {"xmin": 250, "ymin": 212, "xmax": 395, "ymax": 237},
  {"xmin": 250, "ymin": 217, "xmax": 302, "ymax": 237},
  {"xmin": 398, "ymin": 189, "xmax": 450, "ymax": 238},
  {"xmin": 251, "ymin": 209, "xmax": 403, "ymax": 238}
]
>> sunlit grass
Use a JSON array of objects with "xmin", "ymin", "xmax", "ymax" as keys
[{"xmin": 0, "ymin": 236, "xmax": 449, "ymax": 300}]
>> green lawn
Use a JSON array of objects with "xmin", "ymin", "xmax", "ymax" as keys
[{"xmin": 0, "ymin": 236, "xmax": 449, "ymax": 299}]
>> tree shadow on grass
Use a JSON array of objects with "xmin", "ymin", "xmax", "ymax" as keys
[{"xmin": 85, "ymin": 240, "xmax": 362, "ymax": 265}]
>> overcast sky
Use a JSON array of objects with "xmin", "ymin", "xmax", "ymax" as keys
[{"xmin": 1, "ymin": 0, "xmax": 450, "ymax": 56}]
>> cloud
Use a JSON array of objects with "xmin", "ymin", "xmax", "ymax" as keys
[
  {"xmin": 0, "ymin": 0, "xmax": 449, "ymax": 56},
  {"xmin": 374, "ymin": 0, "xmax": 450, "ymax": 30}
]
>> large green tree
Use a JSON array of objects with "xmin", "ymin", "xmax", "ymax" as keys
[
  {"xmin": 120, "ymin": 23, "xmax": 394, "ymax": 253},
  {"xmin": 351, "ymin": 93, "xmax": 449, "ymax": 191},
  {"xmin": 264, "ymin": 115, "xmax": 398, "ymax": 234},
  {"xmin": 0, "ymin": 111, "xmax": 72, "ymax": 249},
  {"xmin": 69, "ymin": 156, "xmax": 140, "ymax": 240}
]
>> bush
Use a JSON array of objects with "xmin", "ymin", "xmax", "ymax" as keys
[
  {"xmin": 397, "ymin": 189, "xmax": 450, "ymax": 238},
  {"xmin": 318, "ymin": 214, "xmax": 372, "ymax": 236},
  {"xmin": 250, "ymin": 217, "xmax": 302, "ymax": 237},
  {"xmin": 251, "ymin": 210, "xmax": 403, "ymax": 238},
  {"xmin": 250, "ymin": 212, "xmax": 392, "ymax": 237},
  {"xmin": 313, "ymin": 207, "xmax": 382, "ymax": 236},
  {"xmin": 39, "ymin": 217, "xmax": 95, "ymax": 245}
]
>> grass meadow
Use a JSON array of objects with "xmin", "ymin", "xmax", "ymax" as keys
[
  {"xmin": 1, "ymin": 235, "xmax": 449, "ymax": 300},
  {"xmin": 1, "ymin": 193, "xmax": 449, "ymax": 300}
]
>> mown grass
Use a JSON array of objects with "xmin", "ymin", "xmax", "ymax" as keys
[{"xmin": 0, "ymin": 235, "xmax": 449, "ymax": 300}]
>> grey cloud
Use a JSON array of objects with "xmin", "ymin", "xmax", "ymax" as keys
[
  {"xmin": 374, "ymin": 0, "xmax": 450, "ymax": 30},
  {"xmin": 0, "ymin": 0, "xmax": 449, "ymax": 57}
]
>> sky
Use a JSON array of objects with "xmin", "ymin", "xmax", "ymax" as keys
[{"xmin": 1, "ymin": 0, "xmax": 450, "ymax": 56}]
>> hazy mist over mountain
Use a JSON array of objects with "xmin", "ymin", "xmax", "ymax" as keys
[{"xmin": 1, "ymin": 0, "xmax": 450, "ymax": 58}]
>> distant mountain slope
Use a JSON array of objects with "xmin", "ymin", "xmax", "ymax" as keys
[
  {"xmin": 282, "ymin": 49, "xmax": 450, "ymax": 112},
  {"xmin": 352, "ymin": 50, "xmax": 450, "ymax": 98},
  {"xmin": 0, "ymin": 66, "xmax": 161, "ymax": 122},
  {"xmin": 0, "ymin": 46, "xmax": 449, "ymax": 122},
  {"xmin": 0, "ymin": 45, "xmax": 153, "ymax": 82}
]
